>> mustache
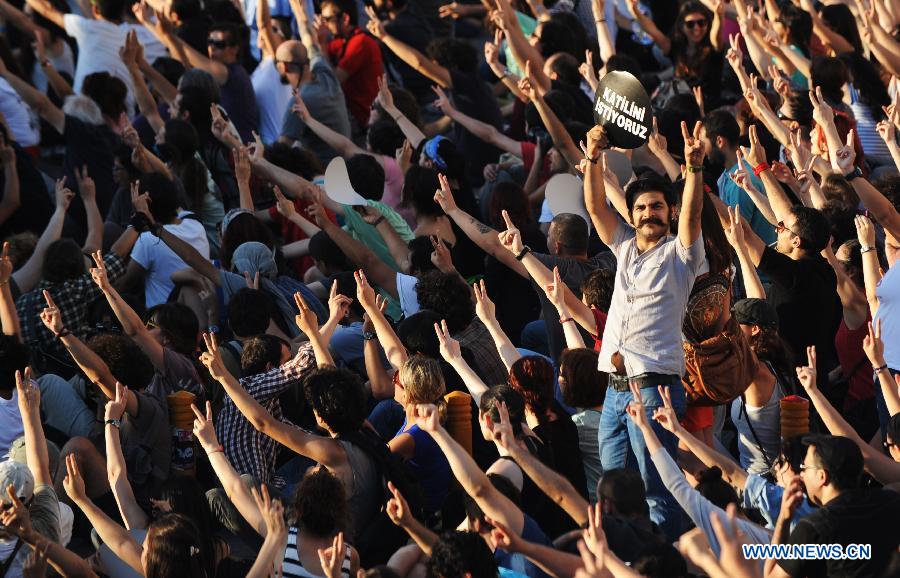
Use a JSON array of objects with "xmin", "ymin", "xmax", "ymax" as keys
[{"xmin": 638, "ymin": 217, "xmax": 666, "ymax": 227}]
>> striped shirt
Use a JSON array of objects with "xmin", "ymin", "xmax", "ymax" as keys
[
  {"xmin": 215, "ymin": 343, "xmax": 316, "ymax": 486},
  {"xmin": 598, "ymin": 222, "xmax": 705, "ymax": 376},
  {"xmin": 283, "ymin": 528, "xmax": 351, "ymax": 578}
]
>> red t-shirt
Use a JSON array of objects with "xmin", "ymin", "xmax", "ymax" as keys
[
  {"xmin": 328, "ymin": 28, "xmax": 383, "ymax": 127},
  {"xmin": 519, "ymin": 141, "xmax": 552, "ymax": 186},
  {"xmin": 591, "ymin": 308, "xmax": 607, "ymax": 352},
  {"xmin": 268, "ymin": 198, "xmax": 337, "ymax": 277}
]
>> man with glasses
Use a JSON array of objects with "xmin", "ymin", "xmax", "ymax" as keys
[
  {"xmin": 769, "ymin": 435, "xmax": 900, "ymax": 578},
  {"xmin": 143, "ymin": 19, "xmax": 260, "ymax": 141},
  {"xmin": 317, "ymin": 0, "xmax": 383, "ymax": 135},
  {"xmin": 728, "ymin": 120, "xmax": 841, "ymax": 378},
  {"xmin": 279, "ymin": 0, "xmax": 352, "ymax": 163}
]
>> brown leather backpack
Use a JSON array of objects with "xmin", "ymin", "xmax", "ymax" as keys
[{"xmin": 683, "ymin": 316, "xmax": 757, "ymax": 406}]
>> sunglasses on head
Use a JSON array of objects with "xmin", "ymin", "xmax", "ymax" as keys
[
  {"xmin": 207, "ymin": 38, "xmax": 235, "ymax": 49},
  {"xmin": 684, "ymin": 18, "xmax": 707, "ymax": 29}
]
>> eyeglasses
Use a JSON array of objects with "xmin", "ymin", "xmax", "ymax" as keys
[
  {"xmin": 776, "ymin": 220, "xmax": 798, "ymax": 236},
  {"xmin": 684, "ymin": 19, "xmax": 707, "ymax": 29},
  {"xmin": 799, "ymin": 463, "xmax": 821, "ymax": 472},
  {"xmin": 885, "ymin": 440, "xmax": 897, "ymax": 449},
  {"xmin": 207, "ymin": 38, "xmax": 235, "ymax": 49}
]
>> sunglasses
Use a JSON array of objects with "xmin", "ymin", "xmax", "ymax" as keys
[
  {"xmin": 776, "ymin": 220, "xmax": 798, "ymax": 237},
  {"xmin": 277, "ymin": 59, "xmax": 309, "ymax": 72},
  {"xmin": 207, "ymin": 38, "xmax": 235, "ymax": 49},
  {"xmin": 885, "ymin": 440, "xmax": 897, "ymax": 449},
  {"xmin": 321, "ymin": 13, "xmax": 341, "ymax": 22},
  {"xmin": 684, "ymin": 19, "xmax": 707, "ymax": 29}
]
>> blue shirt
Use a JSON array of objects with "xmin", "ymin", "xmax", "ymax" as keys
[
  {"xmin": 743, "ymin": 473, "xmax": 814, "ymax": 531},
  {"xmin": 717, "ymin": 161, "xmax": 777, "ymax": 247}
]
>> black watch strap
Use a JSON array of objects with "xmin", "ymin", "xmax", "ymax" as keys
[
  {"xmin": 515, "ymin": 246, "xmax": 531, "ymax": 261},
  {"xmin": 844, "ymin": 166, "xmax": 863, "ymax": 181}
]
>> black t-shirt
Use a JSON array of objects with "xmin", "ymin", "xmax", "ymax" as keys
[
  {"xmin": 449, "ymin": 69, "xmax": 503, "ymax": 187},
  {"xmin": 758, "ymin": 247, "xmax": 841, "ymax": 371},
  {"xmin": 777, "ymin": 489, "xmax": 900, "ymax": 577},
  {"xmin": 384, "ymin": 7, "xmax": 434, "ymax": 102},
  {"xmin": 63, "ymin": 115, "xmax": 118, "ymax": 240},
  {"xmin": 485, "ymin": 225, "xmax": 545, "ymax": 345},
  {"xmin": 0, "ymin": 145, "xmax": 51, "ymax": 240},
  {"xmin": 532, "ymin": 251, "xmax": 617, "ymax": 361},
  {"xmin": 533, "ymin": 400, "xmax": 588, "ymax": 499}
]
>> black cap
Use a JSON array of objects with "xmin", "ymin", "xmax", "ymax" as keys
[
  {"xmin": 802, "ymin": 435, "xmax": 864, "ymax": 490},
  {"xmin": 733, "ymin": 298, "xmax": 779, "ymax": 328}
]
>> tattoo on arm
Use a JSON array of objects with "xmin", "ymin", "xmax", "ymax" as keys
[{"xmin": 470, "ymin": 217, "xmax": 494, "ymax": 235}]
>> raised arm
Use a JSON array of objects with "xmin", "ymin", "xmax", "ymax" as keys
[
  {"xmin": 293, "ymin": 292, "xmax": 335, "ymax": 367},
  {"xmin": 740, "ymin": 125, "xmax": 791, "ymax": 225},
  {"xmin": 724, "ymin": 205, "xmax": 766, "ymax": 299},
  {"xmin": 495, "ymin": 0, "xmax": 551, "ymax": 92},
  {"xmin": 77, "ymin": 167, "xmax": 103, "ymax": 254},
  {"xmin": 192, "ymin": 401, "xmax": 265, "ymax": 535},
  {"xmin": 543, "ymin": 266, "xmax": 590, "ymax": 347},
  {"xmin": 653, "ymin": 385, "xmax": 749, "ymax": 489},
  {"xmin": 15, "ymin": 368, "xmax": 51, "ymax": 487},
  {"xmin": 855, "ymin": 215, "xmax": 882, "ymax": 315},
  {"xmin": 63, "ymin": 456, "xmax": 143, "ymax": 575},
  {"xmin": 23, "ymin": 0, "xmax": 64, "ymax": 29},
  {"xmin": 0, "ymin": 135, "xmax": 20, "ymax": 228},
  {"xmin": 121, "ymin": 31, "xmax": 165, "ymax": 134},
  {"xmin": 435, "ymin": 322, "xmax": 489, "ymax": 404},
  {"xmin": 89, "ymin": 250, "xmax": 166, "ymax": 369},
  {"xmin": 493, "ymin": 401, "xmax": 589, "ymax": 525},
  {"xmin": 473, "ymin": 280, "xmax": 521, "ymax": 371},
  {"xmin": 375, "ymin": 74, "xmax": 426, "ymax": 148},
  {"xmin": 627, "ymin": 0, "xmax": 671, "ymax": 53},
  {"xmin": 0, "ymin": 243, "xmax": 20, "ymax": 340},
  {"xmin": 862, "ymin": 320, "xmax": 900, "ymax": 418},
  {"xmin": 153, "ymin": 222, "xmax": 222, "ymax": 285},
  {"xmin": 584, "ymin": 136, "xmax": 623, "ymax": 246},
  {"xmin": 291, "ymin": 93, "xmax": 368, "ymax": 159},
  {"xmin": 680, "ymin": 121, "xmax": 706, "ymax": 248},
  {"xmin": 709, "ymin": 192, "xmax": 767, "ymax": 265},
  {"xmin": 416, "ymin": 404, "xmax": 526, "ymax": 534},
  {"xmin": 434, "ymin": 175, "xmax": 528, "ymax": 278},
  {"xmin": 144, "ymin": 9, "xmax": 229, "ymax": 85},
  {"xmin": 247, "ymin": 488, "xmax": 288, "ymax": 578},
  {"xmin": 309, "ymin": 201, "xmax": 400, "ymax": 298},
  {"xmin": 521, "ymin": 65, "xmax": 582, "ymax": 166},
  {"xmin": 11, "ymin": 179, "xmax": 72, "ymax": 293},
  {"xmin": 0, "ymin": 57, "xmax": 64, "ymax": 133},
  {"xmin": 797, "ymin": 346, "xmax": 900, "ymax": 484},
  {"xmin": 432, "ymin": 86, "xmax": 520, "ymax": 156},
  {"xmin": 104, "ymin": 383, "xmax": 150, "ymax": 530},
  {"xmin": 256, "ymin": 0, "xmax": 279, "ymax": 61},
  {"xmin": 198, "ymin": 334, "xmax": 346, "ymax": 469},
  {"xmin": 356, "ymin": 271, "xmax": 407, "ymax": 369},
  {"xmin": 366, "ymin": 15, "xmax": 451, "ymax": 88}
]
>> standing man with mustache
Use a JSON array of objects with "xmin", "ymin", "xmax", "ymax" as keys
[{"xmin": 583, "ymin": 121, "xmax": 706, "ymax": 542}]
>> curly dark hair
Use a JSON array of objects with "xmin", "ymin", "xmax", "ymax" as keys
[
  {"xmin": 559, "ymin": 348, "xmax": 605, "ymax": 408},
  {"xmin": 304, "ymin": 367, "xmax": 367, "ymax": 434},
  {"xmin": 87, "ymin": 334, "xmax": 154, "ymax": 390},
  {"xmin": 426, "ymin": 531, "xmax": 498, "ymax": 578},
  {"xmin": 397, "ymin": 310, "xmax": 443, "ymax": 357},
  {"xmin": 240, "ymin": 334, "xmax": 287, "ymax": 376},
  {"xmin": 508, "ymin": 356, "xmax": 554, "ymax": 423},
  {"xmin": 694, "ymin": 466, "xmax": 739, "ymax": 509},
  {"xmin": 290, "ymin": 467, "xmax": 349, "ymax": 536},
  {"xmin": 367, "ymin": 119, "xmax": 405, "ymax": 157},
  {"xmin": 82, "ymin": 72, "xmax": 127, "ymax": 120},
  {"xmin": 264, "ymin": 142, "xmax": 323, "ymax": 181},
  {"xmin": 580, "ymin": 268, "xmax": 615, "ymax": 312},
  {"xmin": 414, "ymin": 272, "xmax": 474, "ymax": 334}
]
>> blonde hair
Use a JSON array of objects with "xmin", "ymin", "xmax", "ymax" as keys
[{"xmin": 400, "ymin": 356, "xmax": 447, "ymax": 419}]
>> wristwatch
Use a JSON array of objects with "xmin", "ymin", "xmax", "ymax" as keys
[
  {"xmin": 105, "ymin": 418, "xmax": 122, "ymax": 428},
  {"xmin": 363, "ymin": 331, "xmax": 377, "ymax": 341},
  {"xmin": 515, "ymin": 245, "xmax": 531, "ymax": 261},
  {"xmin": 843, "ymin": 166, "xmax": 863, "ymax": 181}
]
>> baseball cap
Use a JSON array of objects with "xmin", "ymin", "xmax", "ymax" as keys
[
  {"xmin": 7, "ymin": 436, "xmax": 61, "ymax": 480},
  {"xmin": 0, "ymin": 460, "xmax": 35, "ymax": 504},
  {"xmin": 732, "ymin": 298, "xmax": 779, "ymax": 328}
]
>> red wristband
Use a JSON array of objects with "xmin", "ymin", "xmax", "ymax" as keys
[{"xmin": 752, "ymin": 162, "xmax": 770, "ymax": 177}]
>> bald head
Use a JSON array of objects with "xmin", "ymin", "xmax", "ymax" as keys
[
  {"xmin": 275, "ymin": 41, "xmax": 309, "ymax": 87},
  {"xmin": 276, "ymin": 40, "xmax": 307, "ymax": 62}
]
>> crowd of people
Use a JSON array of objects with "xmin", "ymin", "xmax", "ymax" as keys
[{"xmin": 0, "ymin": 0, "xmax": 899, "ymax": 575}]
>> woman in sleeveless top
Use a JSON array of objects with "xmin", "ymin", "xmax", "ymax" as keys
[{"xmin": 388, "ymin": 356, "xmax": 451, "ymax": 517}]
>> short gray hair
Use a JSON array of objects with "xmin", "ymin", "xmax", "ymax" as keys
[{"xmin": 62, "ymin": 95, "xmax": 103, "ymax": 126}]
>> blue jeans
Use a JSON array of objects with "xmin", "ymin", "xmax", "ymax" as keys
[
  {"xmin": 598, "ymin": 374, "xmax": 686, "ymax": 541},
  {"xmin": 37, "ymin": 374, "xmax": 95, "ymax": 438}
]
